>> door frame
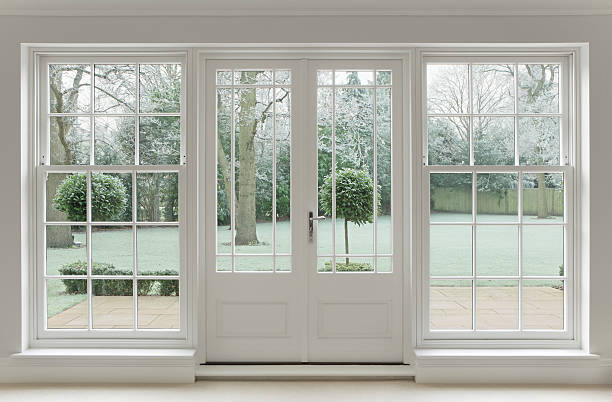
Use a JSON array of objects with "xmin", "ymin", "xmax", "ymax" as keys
[{"xmin": 197, "ymin": 49, "xmax": 414, "ymax": 364}]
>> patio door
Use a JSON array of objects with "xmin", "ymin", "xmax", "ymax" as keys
[{"xmin": 203, "ymin": 59, "xmax": 403, "ymax": 362}]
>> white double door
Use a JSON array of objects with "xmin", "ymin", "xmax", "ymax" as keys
[{"xmin": 204, "ymin": 58, "xmax": 404, "ymax": 362}]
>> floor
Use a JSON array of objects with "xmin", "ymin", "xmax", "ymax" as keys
[
  {"xmin": 48, "ymin": 296, "xmax": 179, "ymax": 329},
  {"xmin": 1, "ymin": 381, "xmax": 611, "ymax": 402}
]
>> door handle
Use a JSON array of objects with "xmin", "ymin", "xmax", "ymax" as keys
[{"xmin": 308, "ymin": 211, "xmax": 326, "ymax": 241}]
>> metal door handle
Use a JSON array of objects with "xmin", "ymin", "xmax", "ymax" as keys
[{"xmin": 308, "ymin": 211, "xmax": 326, "ymax": 241}]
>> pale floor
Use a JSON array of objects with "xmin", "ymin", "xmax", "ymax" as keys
[
  {"xmin": 48, "ymin": 296, "xmax": 179, "ymax": 329},
  {"xmin": 1, "ymin": 381, "xmax": 611, "ymax": 402}
]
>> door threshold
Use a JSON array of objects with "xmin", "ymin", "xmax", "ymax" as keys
[{"xmin": 196, "ymin": 363, "xmax": 415, "ymax": 379}]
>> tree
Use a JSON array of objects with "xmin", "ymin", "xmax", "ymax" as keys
[
  {"xmin": 319, "ymin": 168, "xmax": 378, "ymax": 265},
  {"xmin": 53, "ymin": 173, "xmax": 128, "ymax": 222}
]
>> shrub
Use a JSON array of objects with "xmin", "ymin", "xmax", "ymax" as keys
[
  {"xmin": 53, "ymin": 173, "xmax": 128, "ymax": 222},
  {"xmin": 59, "ymin": 261, "xmax": 178, "ymax": 296},
  {"xmin": 320, "ymin": 261, "xmax": 373, "ymax": 272}
]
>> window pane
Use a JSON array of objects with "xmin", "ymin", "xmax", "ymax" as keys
[
  {"xmin": 94, "ymin": 64, "xmax": 136, "ymax": 113},
  {"xmin": 317, "ymin": 70, "xmax": 332, "ymax": 85},
  {"xmin": 476, "ymin": 280, "xmax": 518, "ymax": 330},
  {"xmin": 430, "ymin": 279, "xmax": 472, "ymax": 330},
  {"xmin": 376, "ymin": 70, "xmax": 392, "ymax": 85},
  {"xmin": 138, "ymin": 280, "xmax": 179, "ymax": 329},
  {"xmin": 430, "ymin": 173, "xmax": 472, "ymax": 223},
  {"xmin": 91, "ymin": 172, "xmax": 131, "ymax": 221},
  {"xmin": 518, "ymin": 117, "xmax": 560, "ymax": 166},
  {"xmin": 377, "ymin": 87, "xmax": 392, "ymax": 254},
  {"xmin": 137, "ymin": 226, "xmax": 179, "ymax": 276},
  {"xmin": 473, "ymin": 117, "xmax": 514, "ymax": 165},
  {"xmin": 476, "ymin": 173, "xmax": 518, "ymax": 222},
  {"xmin": 92, "ymin": 279, "xmax": 133, "ymax": 329},
  {"xmin": 47, "ymin": 278, "xmax": 87, "ymax": 329},
  {"xmin": 216, "ymin": 70, "xmax": 232, "ymax": 85},
  {"xmin": 427, "ymin": 116, "xmax": 469, "ymax": 165},
  {"xmin": 518, "ymin": 64, "xmax": 560, "ymax": 114},
  {"xmin": 276, "ymin": 88, "xmax": 291, "ymax": 254},
  {"xmin": 136, "ymin": 172, "xmax": 179, "ymax": 222},
  {"xmin": 317, "ymin": 87, "xmax": 333, "ymax": 256},
  {"xmin": 91, "ymin": 226, "xmax": 133, "ymax": 274},
  {"xmin": 334, "ymin": 70, "xmax": 374, "ymax": 86},
  {"xmin": 139, "ymin": 116, "xmax": 180, "ymax": 165},
  {"xmin": 275, "ymin": 70, "xmax": 291, "ymax": 85},
  {"xmin": 234, "ymin": 70, "xmax": 272, "ymax": 85},
  {"xmin": 216, "ymin": 88, "xmax": 232, "ymax": 254},
  {"xmin": 430, "ymin": 225, "xmax": 472, "ymax": 276},
  {"xmin": 46, "ymin": 173, "xmax": 87, "ymax": 222},
  {"xmin": 427, "ymin": 64, "xmax": 469, "ymax": 114},
  {"xmin": 523, "ymin": 226, "xmax": 564, "ymax": 276},
  {"xmin": 216, "ymin": 256, "xmax": 232, "ymax": 272},
  {"xmin": 139, "ymin": 64, "xmax": 181, "ymax": 113},
  {"xmin": 94, "ymin": 117, "xmax": 135, "ymax": 165},
  {"xmin": 377, "ymin": 257, "xmax": 392, "ymax": 273},
  {"xmin": 335, "ymin": 256, "xmax": 373, "ymax": 272},
  {"xmin": 523, "ymin": 280, "xmax": 564, "ymax": 330},
  {"xmin": 476, "ymin": 225, "xmax": 518, "ymax": 276},
  {"xmin": 276, "ymin": 256, "xmax": 291, "ymax": 272},
  {"xmin": 50, "ymin": 116, "xmax": 90, "ymax": 165},
  {"xmin": 472, "ymin": 64, "xmax": 514, "ymax": 114},
  {"xmin": 522, "ymin": 173, "xmax": 564, "ymax": 222},
  {"xmin": 46, "ymin": 225, "xmax": 86, "ymax": 275},
  {"xmin": 235, "ymin": 256, "xmax": 273, "ymax": 272},
  {"xmin": 49, "ymin": 64, "xmax": 91, "ymax": 113}
]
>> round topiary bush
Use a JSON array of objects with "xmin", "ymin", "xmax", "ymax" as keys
[{"xmin": 53, "ymin": 173, "xmax": 128, "ymax": 221}]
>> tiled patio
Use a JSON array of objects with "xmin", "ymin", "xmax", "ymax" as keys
[{"xmin": 48, "ymin": 296, "xmax": 179, "ymax": 329}]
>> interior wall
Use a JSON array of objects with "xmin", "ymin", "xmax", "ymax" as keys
[{"xmin": 0, "ymin": 15, "xmax": 610, "ymax": 359}]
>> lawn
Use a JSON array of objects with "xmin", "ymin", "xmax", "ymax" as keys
[{"xmin": 47, "ymin": 214, "xmax": 563, "ymax": 318}]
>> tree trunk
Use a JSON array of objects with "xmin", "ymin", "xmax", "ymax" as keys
[
  {"xmin": 344, "ymin": 219, "xmax": 349, "ymax": 265},
  {"xmin": 234, "ymin": 84, "xmax": 258, "ymax": 246},
  {"xmin": 537, "ymin": 172, "xmax": 548, "ymax": 219}
]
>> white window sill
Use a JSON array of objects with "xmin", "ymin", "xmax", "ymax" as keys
[{"xmin": 414, "ymin": 349, "xmax": 599, "ymax": 367}]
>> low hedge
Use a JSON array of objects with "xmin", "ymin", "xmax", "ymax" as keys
[
  {"xmin": 58, "ymin": 261, "xmax": 179, "ymax": 296},
  {"xmin": 320, "ymin": 261, "xmax": 373, "ymax": 272}
]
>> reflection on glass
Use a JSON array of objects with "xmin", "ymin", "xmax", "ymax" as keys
[
  {"xmin": 46, "ymin": 225, "xmax": 86, "ymax": 276},
  {"xmin": 476, "ymin": 173, "xmax": 518, "ymax": 222},
  {"xmin": 472, "ymin": 64, "xmax": 514, "ymax": 114},
  {"xmin": 476, "ymin": 226, "xmax": 518, "ymax": 276},
  {"xmin": 430, "ymin": 173, "xmax": 472, "ymax": 222},
  {"xmin": 50, "ymin": 116, "xmax": 90, "ymax": 165},
  {"xmin": 427, "ymin": 116, "xmax": 469, "ymax": 165},
  {"xmin": 136, "ymin": 172, "xmax": 179, "ymax": 222},
  {"xmin": 94, "ymin": 64, "xmax": 136, "ymax": 113},
  {"xmin": 47, "ymin": 278, "xmax": 88, "ymax": 329},
  {"xmin": 522, "ymin": 173, "xmax": 564, "ymax": 222},
  {"xmin": 92, "ymin": 279, "xmax": 134, "ymax": 329},
  {"xmin": 94, "ymin": 117, "xmax": 135, "ymax": 165},
  {"xmin": 427, "ymin": 64, "xmax": 469, "ymax": 114},
  {"xmin": 92, "ymin": 226, "xmax": 132, "ymax": 273},
  {"xmin": 518, "ymin": 64, "xmax": 559, "ymax": 114},
  {"xmin": 137, "ymin": 226, "xmax": 179, "ymax": 275},
  {"xmin": 518, "ymin": 117, "xmax": 560, "ymax": 166},
  {"xmin": 49, "ymin": 64, "xmax": 91, "ymax": 113},
  {"xmin": 430, "ymin": 279, "xmax": 472, "ymax": 330},
  {"xmin": 139, "ymin": 64, "xmax": 181, "ymax": 113},
  {"xmin": 476, "ymin": 280, "xmax": 518, "ymax": 330},
  {"xmin": 473, "ymin": 117, "xmax": 514, "ymax": 165},
  {"xmin": 523, "ymin": 280, "xmax": 563, "ymax": 330},
  {"xmin": 138, "ymin": 280, "xmax": 179, "ymax": 329},
  {"xmin": 430, "ymin": 226, "xmax": 472, "ymax": 276}
]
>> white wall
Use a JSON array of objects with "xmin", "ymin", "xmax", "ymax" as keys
[{"xmin": 0, "ymin": 15, "xmax": 610, "ymax": 361}]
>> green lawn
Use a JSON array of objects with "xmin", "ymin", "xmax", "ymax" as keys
[{"xmin": 47, "ymin": 215, "xmax": 563, "ymax": 318}]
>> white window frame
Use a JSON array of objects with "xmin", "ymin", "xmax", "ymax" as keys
[
  {"xmin": 30, "ymin": 50, "xmax": 195, "ymax": 347},
  {"xmin": 416, "ymin": 50, "xmax": 580, "ymax": 347}
]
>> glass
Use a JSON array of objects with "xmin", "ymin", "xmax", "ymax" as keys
[
  {"xmin": 476, "ymin": 280, "xmax": 518, "ymax": 330},
  {"xmin": 376, "ymin": 70, "xmax": 392, "ymax": 85},
  {"xmin": 430, "ymin": 279, "xmax": 472, "ymax": 330},
  {"xmin": 92, "ymin": 279, "xmax": 134, "ymax": 329},
  {"xmin": 138, "ymin": 280, "xmax": 179, "ymax": 329},
  {"xmin": 49, "ymin": 64, "xmax": 91, "ymax": 113},
  {"xmin": 523, "ymin": 226, "xmax": 564, "ymax": 276},
  {"xmin": 476, "ymin": 173, "xmax": 518, "ymax": 222},
  {"xmin": 233, "ymin": 70, "xmax": 272, "ymax": 85},
  {"xmin": 139, "ymin": 116, "xmax": 180, "ymax": 165},
  {"xmin": 216, "ymin": 70, "xmax": 232, "ymax": 85},
  {"xmin": 335, "ymin": 256, "xmax": 373, "ymax": 272},
  {"xmin": 376, "ymin": 87, "xmax": 392, "ymax": 254},
  {"xmin": 377, "ymin": 257, "xmax": 392, "ymax": 273},
  {"xmin": 46, "ymin": 173, "xmax": 86, "ymax": 222},
  {"xmin": 50, "ymin": 116, "xmax": 90, "ymax": 165},
  {"xmin": 274, "ymin": 70, "xmax": 291, "ymax": 85},
  {"xmin": 276, "ymin": 256, "xmax": 291, "ymax": 272},
  {"xmin": 430, "ymin": 225, "xmax": 472, "ymax": 276},
  {"xmin": 139, "ymin": 64, "xmax": 181, "ymax": 113},
  {"xmin": 473, "ymin": 117, "xmax": 514, "ymax": 165},
  {"xmin": 523, "ymin": 280, "xmax": 564, "ymax": 330},
  {"xmin": 317, "ymin": 87, "xmax": 333, "ymax": 256},
  {"xmin": 476, "ymin": 226, "xmax": 518, "ymax": 276},
  {"xmin": 90, "ymin": 172, "xmax": 131, "ymax": 221},
  {"xmin": 137, "ymin": 226, "xmax": 179, "ymax": 276},
  {"xmin": 136, "ymin": 172, "xmax": 179, "ymax": 222},
  {"xmin": 317, "ymin": 70, "xmax": 332, "ymax": 85},
  {"xmin": 94, "ymin": 117, "xmax": 135, "ymax": 165},
  {"xmin": 518, "ymin": 117, "xmax": 560, "ymax": 166},
  {"xmin": 318, "ymin": 257, "xmax": 332, "ymax": 273},
  {"xmin": 216, "ymin": 256, "xmax": 232, "ymax": 272},
  {"xmin": 427, "ymin": 116, "xmax": 469, "ymax": 165},
  {"xmin": 427, "ymin": 64, "xmax": 469, "ymax": 114},
  {"xmin": 471, "ymin": 64, "xmax": 514, "ymax": 114},
  {"xmin": 522, "ymin": 173, "xmax": 564, "ymax": 222},
  {"xmin": 235, "ymin": 256, "xmax": 273, "ymax": 272},
  {"xmin": 46, "ymin": 225, "xmax": 86, "ymax": 276},
  {"xmin": 430, "ymin": 173, "xmax": 472, "ymax": 223},
  {"xmin": 91, "ymin": 226, "xmax": 132, "ymax": 274},
  {"xmin": 216, "ymin": 88, "xmax": 232, "ymax": 254},
  {"xmin": 46, "ymin": 279, "xmax": 87, "ymax": 329},
  {"xmin": 334, "ymin": 70, "xmax": 374, "ymax": 86},
  {"xmin": 518, "ymin": 64, "xmax": 560, "ymax": 114},
  {"xmin": 94, "ymin": 64, "xmax": 136, "ymax": 113},
  {"xmin": 275, "ymin": 87, "xmax": 291, "ymax": 254}
]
